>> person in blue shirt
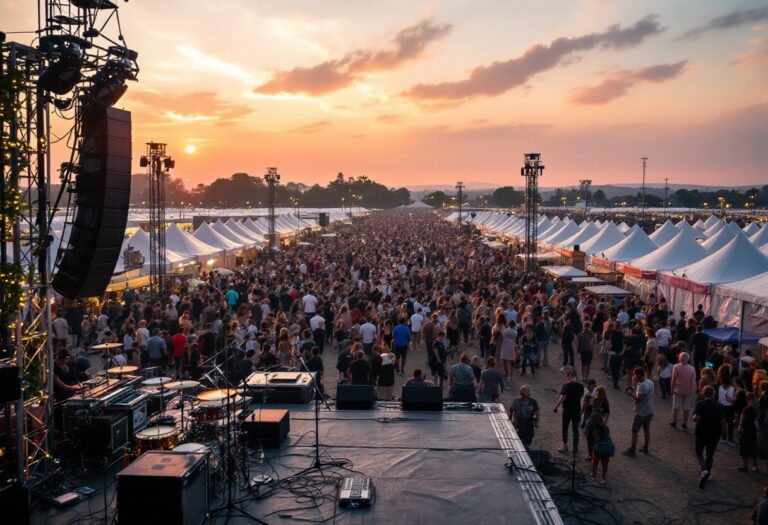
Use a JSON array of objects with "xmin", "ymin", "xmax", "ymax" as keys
[
  {"xmin": 226, "ymin": 286, "xmax": 239, "ymax": 312},
  {"xmin": 392, "ymin": 318, "xmax": 412, "ymax": 375}
]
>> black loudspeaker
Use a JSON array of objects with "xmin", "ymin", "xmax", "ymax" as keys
[
  {"xmin": 318, "ymin": 212, "xmax": 329, "ymax": 227},
  {"xmin": 117, "ymin": 451, "xmax": 207, "ymax": 525},
  {"xmin": 71, "ymin": 413, "xmax": 129, "ymax": 458},
  {"xmin": 242, "ymin": 409, "xmax": 290, "ymax": 448},
  {"xmin": 401, "ymin": 386, "xmax": 443, "ymax": 411},
  {"xmin": 0, "ymin": 483, "xmax": 30, "ymax": 525},
  {"xmin": 573, "ymin": 244, "xmax": 580, "ymax": 252},
  {"xmin": 336, "ymin": 384, "xmax": 376, "ymax": 410},
  {"xmin": 0, "ymin": 366, "xmax": 21, "ymax": 403},
  {"xmin": 53, "ymin": 105, "xmax": 131, "ymax": 299}
]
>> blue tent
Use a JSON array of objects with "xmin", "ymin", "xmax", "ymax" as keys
[{"xmin": 703, "ymin": 327, "xmax": 761, "ymax": 344}]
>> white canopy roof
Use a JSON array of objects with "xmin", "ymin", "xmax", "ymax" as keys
[
  {"xmin": 584, "ymin": 284, "xmax": 633, "ymax": 296},
  {"xmin": 212, "ymin": 219, "xmax": 258, "ymax": 247},
  {"xmin": 750, "ymin": 225, "xmax": 768, "ymax": 248},
  {"xmin": 541, "ymin": 221, "xmax": 580, "ymax": 244},
  {"xmin": 664, "ymin": 234, "xmax": 768, "ymax": 285},
  {"xmin": 194, "ymin": 222, "xmax": 242, "ymax": 251},
  {"xmin": 743, "ymin": 222, "xmax": 761, "ymax": 236},
  {"xmin": 624, "ymin": 223, "xmax": 641, "ymax": 236},
  {"xmin": 542, "ymin": 265, "xmax": 588, "ymax": 279},
  {"xmin": 579, "ymin": 223, "xmax": 627, "ymax": 254},
  {"xmin": 166, "ymin": 223, "xmax": 221, "ymax": 259},
  {"xmin": 692, "ymin": 219, "xmax": 706, "ymax": 230},
  {"xmin": 649, "ymin": 220, "xmax": 678, "ymax": 247},
  {"xmin": 628, "ymin": 229, "xmax": 708, "ymax": 272},
  {"xmin": 715, "ymin": 271, "xmax": 768, "ymax": 308},
  {"xmin": 617, "ymin": 222, "xmax": 630, "ymax": 233},
  {"xmin": 702, "ymin": 215, "xmax": 721, "ymax": 229},
  {"xmin": 701, "ymin": 226, "xmax": 740, "ymax": 253},
  {"xmin": 113, "ymin": 228, "xmax": 187, "ymax": 273},
  {"xmin": 600, "ymin": 228, "xmax": 658, "ymax": 262},
  {"xmin": 225, "ymin": 218, "xmax": 264, "ymax": 243},
  {"xmin": 703, "ymin": 220, "xmax": 725, "ymax": 238},
  {"xmin": 555, "ymin": 222, "xmax": 600, "ymax": 249},
  {"xmin": 538, "ymin": 220, "xmax": 566, "ymax": 240}
]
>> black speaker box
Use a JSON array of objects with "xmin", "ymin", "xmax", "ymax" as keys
[
  {"xmin": 336, "ymin": 384, "xmax": 376, "ymax": 410},
  {"xmin": 318, "ymin": 212, "xmax": 329, "ymax": 227},
  {"xmin": 53, "ymin": 105, "xmax": 131, "ymax": 299},
  {"xmin": 117, "ymin": 451, "xmax": 207, "ymax": 525},
  {"xmin": 242, "ymin": 408, "xmax": 290, "ymax": 448},
  {"xmin": 0, "ymin": 482, "xmax": 30, "ymax": 525},
  {"xmin": 401, "ymin": 386, "xmax": 444, "ymax": 411},
  {"xmin": 0, "ymin": 366, "xmax": 21, "ymax": 403},
  {"xmin": 573, "ymin": 244, "xmax": 580, "ymax": 252},
  {"xmin": 71, "ymin": 413, "xmax": 129, "ymax": 458}
]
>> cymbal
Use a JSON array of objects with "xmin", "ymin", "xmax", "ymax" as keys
[
  {"xmin": 142, "ymin": 376, "xmax": 173, "ymax": 386},
  {"xmin": 107, "ymin": 365, "xmax": 138, "ymax": 375},
  {"xmin": 197, "ymin": 388, "xmax": 239, "ymax": 401},
  {"xmin": 91, "ymin": 342, "xmax": 124, "ymax": 350},
  {"xmin": 165, "ymin": 380, "xmax": 200, "ymax": 391}
]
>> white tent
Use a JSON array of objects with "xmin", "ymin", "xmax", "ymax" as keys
[
  {"xmin": 692, "ymin": 219, "xmax": 706, "ymax": 230},
  {"xmin": 212, "ymin": 219, "xmax": 259, "ymax": 247},
  {"xmin": 659, "ymin": 234, "xmax": 768, "ymax": 315},
  {"xmin": 402, "ymin": 200, "xmax": 433, "ymax": 208},
  {"xmin": 750, "ymin": 225, "xmax": 768, "ymax": 248},
  {"xmin": 677, "ymin": 219, "xmax": 706, "ymax": 239},
  {"xmin": 617, "ymin": 222, "xmax": 630, "ymax": 233},
  {"xmin": 113, "ymin": 228, "xmax": 187, "ymax": 273},
  {"xmin": 554, "ymin": 222, "xmax": 600, "ymax": 249},
  {"xmin": 542, "ymin": 265, "xmax": 588, "ymax": 279},
  {"xmin": 538, "ymin": 220, "xmax": 566, "ymax": 240},
  {"xmin": 742, "ymin": 222, "xmax": 761, "ymax": 236},
  {"xmin": 541, "ymin": 221, "xmax": 580, "ymax": 245},
  {"xmin": 578, "ymin": 223, "xmax": 625, "ymax": 254},
  {"xmin": 624, "ymin": 223, "xmax": 641, "ymax": 236},
  {"xmin": 675, "ymin": 220, "xmax": 690, "ymax": 230},
  {"xmin": 649, "ymin": 220, "xmax": 679, "ymax": 247},
  {"xmin": 702, "ymin": 215, "xmax": 721, "ymax": 229},
  {"xmin": 701, "ymin": 226, "xmax": 740, "ymax": 253},
  {"xmin": 243, "ymin": 217, "xmax": 269, "ymax": 237},
  {"xmin": 599, "ymin": 228, "xmax": 657, "ymax": 262},
  {"xmin": 703, "ymin": 220, "xmax": 725, "ymax": 238},
  {"xmin": 194, "ymin": 222, "xmax": 242, "ymax": 252},
  {"xmin": 226, "ymin": 218, "xmax": 264, "ymax": 243},
  {"xmin": 713, "ymin": 271, "xmax": 768, "ymax": 333},
  {"xmin": 166, "ymin": 223, "xmax": 221, "ymax": 260},
  {"xmin": 627, "ymin": 229, "xmax": 708, "ymax": 274}
]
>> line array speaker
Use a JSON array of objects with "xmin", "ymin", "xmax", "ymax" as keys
[{"xmin": 53, "ymin": 105, "xmax": 132, "ymax": 299}]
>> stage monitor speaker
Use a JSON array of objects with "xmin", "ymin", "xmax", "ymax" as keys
[
  {"xmin": 117, "ymin": 451, "xmax": 207, "ymax": 525},
  {"xmin": 52, "ymin": 105, "xmax": 131, "ymax": 299},
  {"xmin": 401, "ymin": 386, "xmax": 444, "ymax": 411},
  {"xmin": 318, "ymin": 212, "xmax": 329, "ymax": 227},
  {"xmin": 336, "ymin": 384, "xmax": 376, "ymax": 410},
  {"xmin": 0, "ymin": 366, "xmax": 21, "ymax": 403},
  {"xmin": 71, "ymin": 413, "xmax": 129, "ymax": 458},
  {"xmin": 242, "ymin": 409, "xmax": 290, "ymax": 448}
]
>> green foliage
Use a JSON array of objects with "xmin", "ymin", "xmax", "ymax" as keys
[
  {"xmin": 491, "ymin": 186, "xmax": 524, "ymax": 207},
  {"xmin": 422, "ymin": 191, "xmax": 450, "ymax": 208}
]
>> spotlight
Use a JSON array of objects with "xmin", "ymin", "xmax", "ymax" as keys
[
  {"xmin": 87, "ymin": 58, "xmax": 135, "ymax": 107},
  {"xmin": 139, "ymin": 156, "xmax": 149, "ymax": 168},
  {"xmin": 39, "ymin": 44, "xmax": 83, "ymax": 95},
  {"xmin": 163, "ymin": 158, "xmax": 175, "ymax": 171}
]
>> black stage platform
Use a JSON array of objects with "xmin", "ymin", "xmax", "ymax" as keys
[{"xmin": 32, "ymin": 402, "xmax": 561, "ymax": 525}]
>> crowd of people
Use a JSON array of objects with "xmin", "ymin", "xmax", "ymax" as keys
[{"xmin": 50, "ymin": 208, "xmax": 768, "ymax": 519}]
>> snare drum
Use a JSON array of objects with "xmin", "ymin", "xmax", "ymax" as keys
[
  {"xmin": 191, "ymin": 401, "xmax": 225, "ymax": 424},
  {"xmin": 134, "ymin": 425, "xmax": 180, "ymax": 455}
]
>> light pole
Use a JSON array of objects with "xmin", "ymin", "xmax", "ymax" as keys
[
  {"xmin": 641, "ymin": 157, "xmax": 648, "ymax": 221},
  {"xmin": 455, "ymin": 181, "xmax": 465, "ymax": 224}
]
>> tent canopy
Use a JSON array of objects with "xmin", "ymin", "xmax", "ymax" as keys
[
  {"xmin": 702, "ymin": 327, "xmax": 761, "ymax": 344},
  {"xmin": 584, "ymin": 284, "xmax": 633, "ymax": 296},
  {"xmin": 542, "ymin": 265, "xmax": 588, "ymax": 279}
]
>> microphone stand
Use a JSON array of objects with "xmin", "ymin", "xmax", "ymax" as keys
[{"xmin": 298, "ymin": 356, "xmax": 332, "ymax": 472}]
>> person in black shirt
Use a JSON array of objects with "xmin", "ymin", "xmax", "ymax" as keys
[
  {"xmin": 257, "ymin": 343, "xmax": 278, "ymax": 371},
  {"xmin": 554, "ymin": 368, "xmax": 585, "ymax": 454},
  {"xmin": 561, "ymin": 317, "xmax": 575, "ymax": 368},
  {"xmin": 689, "ymin": 325, "xmax": 709, "ymax": 377},
  {"xmin": 693, "ymin": 385, "xmax": 726, "ymax": 489},
  {"xmin": 53, "ymin": 350, "xmax": 82, "ymax": 401},
  {"xmin": 336, "ymin": 345, "xmax": 354, "ymax": 382},
  {"xmin": 198, "ymin": 325, "xmax": 216, "ymax": 358},
  {"xmin": 348, "ymin": 350, "xmax": 372, "ymax": 384}
]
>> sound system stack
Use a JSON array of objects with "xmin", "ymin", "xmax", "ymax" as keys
[
  {"xmin": 242, "ymin": 408, "xmax": 290, "ymax": 449},
  {"xmin": 318, "ymin": 212, "xmax": 329, "ymax": 227},
  {"xmin": 243, "ymin": 371, "xmax": 315, "ymax": 404},
  {"xmin": 401, "ymin": 386, "xmax": 444, "ymax": 411},
  {"xmin": 336, "ymin": 384, "xmax": 376, "ymax": 410},
  {"xmin": 71, "ymin": 413, "xmax": 129, "ymax": 458},
  {"xmin": 117, "ymin": 451, "xmax": 207, "ymax": 525},
  {"xmin": 52, "ymin": 105, "xmax": 132, "ymax": 299}
]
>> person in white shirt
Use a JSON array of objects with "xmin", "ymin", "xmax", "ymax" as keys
[
  {"xmin": 504, "ymin": 303, "xmax": 518, "ymax": 324},
  {"xmin": 302, "ymin": 292, "xmax": 318, "ymax": 315},
  {"xmin": 359, "ymin": 319, "xmax": 378, "ymax": 354},
  {"xmin": 410, "ymin": 309, "xmax": 424, "ymax": 350},
  {"xmin": 656, "ymin": 326, "xmax": 672, "ymax": 353},
  {"xmin": 310, "ymin": 313, "xmax": 325, "ymax": 332},
  {"xmin": 52, "ymin": 311, "xmax": 69, "ymax": 349}
]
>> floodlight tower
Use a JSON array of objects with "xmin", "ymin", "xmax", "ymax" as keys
[
  {"xmin": 579, "ymin": 179, "xmax": 592, "ymax": 211},
  {"xmin": 455, "ymin": 181, "xmax": 465, "ymax": 224},
  {"xmin": 641, "ymin": 157, "xmax": 648, "ymax": 221},
  {"xmin": 141, "ymin": 142, "xmax": 174, "ymax": 295},
  {"xmin": 265, "ymin": 167, "xmax": 280, "ymax": 251},
  {"xmin": 521, "ymin": 153, "xmax": 545, "ymax": 273}
]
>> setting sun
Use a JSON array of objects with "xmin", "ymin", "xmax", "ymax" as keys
[{"xmin": 185, "ymin": 144, "xmax": 197, "ymax": 154}]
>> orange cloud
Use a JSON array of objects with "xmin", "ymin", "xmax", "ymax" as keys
[
  {"xmin": 129, "ymin": 91, "xmax": 255, "ymax": 123},
  {"xmin": 402, "ymin": 15, "xmax": 663, "ymax": 102},
  {"xmin": 569, "ymin": 61, "xmax": 688, "ymax": 105},
  {"xmin": 254, "ymin": 18, "xmax": 452, "ymax": 96}
]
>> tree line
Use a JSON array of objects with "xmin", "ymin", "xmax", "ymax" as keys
[{"xmin": 133, "ymin": 172, "xmax": 411, "ymax": 209}]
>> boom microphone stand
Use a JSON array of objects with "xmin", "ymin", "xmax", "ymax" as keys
[{"xmin": 298, "ymin": 356, "xmax": 333, "ymax": 472}]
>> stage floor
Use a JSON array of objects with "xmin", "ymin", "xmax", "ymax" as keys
[{"xmin": 33, "ymin": 402, "xmax": 561, "ymax": 525}]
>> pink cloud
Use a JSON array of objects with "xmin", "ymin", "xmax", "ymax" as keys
[{"xmin": 569, "ymin": 60, "xmax": 688, "ymax": 105}]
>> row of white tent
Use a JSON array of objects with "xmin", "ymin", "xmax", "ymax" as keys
[
  {"xmin": 114, "ymin": 212, "xmax": 349, "ymax": 274},
  {"xmin": 449, "ymin": 211, "xmax": 768, "ymax": 333}
]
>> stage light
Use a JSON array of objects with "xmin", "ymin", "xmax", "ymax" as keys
[
  {"xmin": 139, "ymin": 156, "xmax": 149, "ymax": 168},
  {"xmin": 87, "ymin": 59, "xmax": 135, "ymax": 107},
  {"xmin": 163, "ymin": 158, "xmax": 175, "ymax": 171},
  {"xmin": 39, "ymin": 44, "xmax": 83, "ymax": 95}
]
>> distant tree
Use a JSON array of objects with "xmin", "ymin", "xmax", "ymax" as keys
[
  {"xmin": 423, "ymin": 191, "xmax": 450, "ymax": 208},
  {"xmin": 592, "ymin": 189, "xmax": 606, "ymax": 205},
  {"xmin": 491, "ymin": 186, "xmax": 524, "ymax": 207}
]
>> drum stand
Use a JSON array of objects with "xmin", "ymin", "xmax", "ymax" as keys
[{"xmin": 207, "ymin": 344, "xmax": 267, "ymax": 524}]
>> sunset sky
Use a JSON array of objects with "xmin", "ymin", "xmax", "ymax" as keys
[{"xmin": 5, "ymin": 1, "xmax": 768, "ymax": 188}]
